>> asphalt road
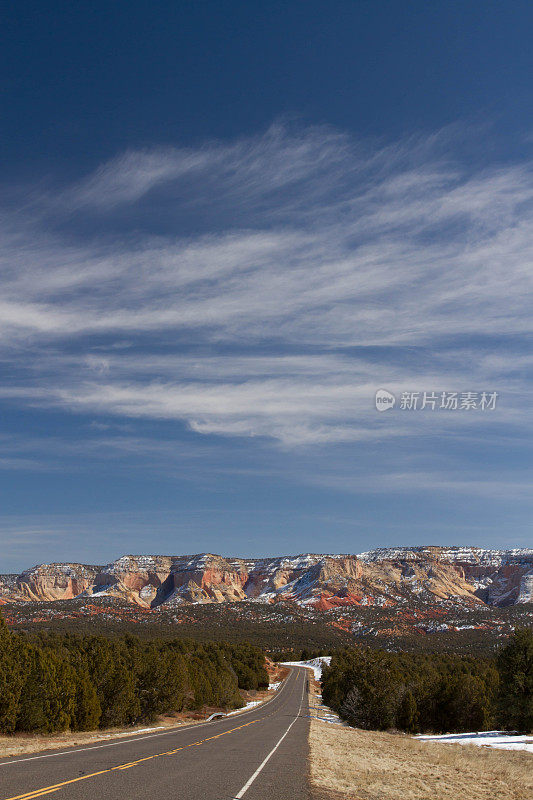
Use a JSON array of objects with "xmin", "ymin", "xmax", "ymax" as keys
[{"xmin": 0, "ymin": 667, "xmax": 311, "ymax": 800}]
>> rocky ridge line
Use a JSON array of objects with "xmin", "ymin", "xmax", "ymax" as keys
[{"xmin": 1, "ymin": 546, "xmax": 532, "ymax": 610}]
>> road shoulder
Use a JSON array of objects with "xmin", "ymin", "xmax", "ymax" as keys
[{"xmin": 308, "ymin": 719, "xmax": 533, "ymax": 800}]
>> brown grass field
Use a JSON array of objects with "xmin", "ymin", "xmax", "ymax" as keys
[{"xmin": 309, "ymin": 718, "xmax": 532, "ymax": 800}]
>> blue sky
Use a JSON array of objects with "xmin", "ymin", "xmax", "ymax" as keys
[{"xmin": 1, "ymin": 1, "xmax": 532, "ymax": 571}]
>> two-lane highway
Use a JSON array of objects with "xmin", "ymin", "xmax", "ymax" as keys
[{"xmin": 0, "ymin": 667, "xmax": 310, "ymax": 800}]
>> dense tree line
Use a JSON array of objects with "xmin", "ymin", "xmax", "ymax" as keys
[
  {"xmin": 321, "ymin": 628, "xmax": 533, "ymax": 734},
  {"xmin": 0, "ymin": 613, "xmax": 268, "ymax": 734}
]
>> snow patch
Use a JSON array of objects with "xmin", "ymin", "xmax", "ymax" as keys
[
  {"xmin": 415, "ymin": 731, "xmax": 533, "ymax": 753},
  {"xmin": 358, "ymin": 547, "xmax": 533, "ymax": 566},
  {"xmin": 226, "ymin": 701, "xmax": 262, "ymax": 715},
  {"xmin": 313, "ymin": 709, "xmax": 345, "ymax": 725},
  {"xmin": 516, "ymin": 570, "xmax": 533, "ymax": 604}
]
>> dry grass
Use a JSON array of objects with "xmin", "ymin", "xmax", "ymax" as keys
[
  {"xmin": 309, "ymin": 721, "xmax": 533, "ymax": 800},
  {"xmin": 0, "ymin": 714, "xmax": 208, "ymax": 759}
]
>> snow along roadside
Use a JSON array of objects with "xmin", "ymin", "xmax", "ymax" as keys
[{"xmin": 415, "ymin": 731, "xmax": 533, "ymax": 753}]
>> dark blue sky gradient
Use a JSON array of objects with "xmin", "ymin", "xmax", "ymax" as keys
[{"xmin": 3, "ymin": 1, "xmax": 533, "ymax": 170}]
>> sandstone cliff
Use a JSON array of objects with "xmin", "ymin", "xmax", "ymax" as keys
[
  {"xmin": 5, "ymin": 546, "xmax": 533, "ymax": 610},
  {"xmin": 16, "ymin": 563, "xmax": 101, "ymax": 602}
]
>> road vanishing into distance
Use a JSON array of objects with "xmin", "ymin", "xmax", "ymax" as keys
[{"xmin": 0, "ymin": 667, "xmax": 310, "ymax": 800}]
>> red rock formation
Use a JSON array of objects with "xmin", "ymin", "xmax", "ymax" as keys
[
  {"xmin": 4, "ymin": 546, "xmax": 532, "ymax": 609},
  {"xmin": 169, "ymin": 555, "xmax": 249, "ymax": 603}
]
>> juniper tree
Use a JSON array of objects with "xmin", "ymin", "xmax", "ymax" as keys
[
  {"xmin": 17, "ymin": 647, "xmax": 77, "ymax": 733},
  {"xmin": 0, "ymin": 613, "xmax": 24, "ymax": 734},
  {"xmin": 397, "ymin": 689, "xmax": 418, "ymax": 733},
  {"xmin": 497, "ymin": 628, "xmax": 533, "ymax": 733},
  {"xmin": 72, "ymin": 671, "xmax": 101, "ymax": 731}
]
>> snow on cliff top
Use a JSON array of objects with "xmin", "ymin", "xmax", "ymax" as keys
[
  {"xmin": 357, "ymin": 547, "xmax": 533, "ymax": 565},
  {"xmin": 17, "ymin": 547, "xmax": 533, "ymax": 579}
]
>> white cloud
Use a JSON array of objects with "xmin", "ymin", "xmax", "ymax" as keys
[
  {"xmin": 0, "ymin": 122, "xmax": 531, "ymax": 452},
  {"xmin": 0, "ymin": 349, "xmax": 527, "ymax": 447}
]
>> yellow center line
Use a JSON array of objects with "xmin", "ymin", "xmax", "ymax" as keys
[
  {"xmin": 3, "ymin": 671, "xmax": 305, "ymax": 800},
  {"xmin": 1, "ymin": 718, "xmax": 262, "ymax": 800},
  {"xmin": 9, "ymin": 793, "xmax": 62, "ymax": 800}
]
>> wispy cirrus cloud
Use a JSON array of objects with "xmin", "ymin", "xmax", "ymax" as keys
[
  {"xmin": 0, "ymin": 348, "xmax": 528, "ymax": 447},
  {"xmin": 0, "ymin": 122, "xmax": 531, "ymax": 457}
]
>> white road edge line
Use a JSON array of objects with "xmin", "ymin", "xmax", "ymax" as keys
[
  {"xmin": 233, "ymin": 669, "xmax": 306, "ymax": 799},
  {"xmin": 0, "ymin": 671, "xmax": 294, "ymax": 768}
]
